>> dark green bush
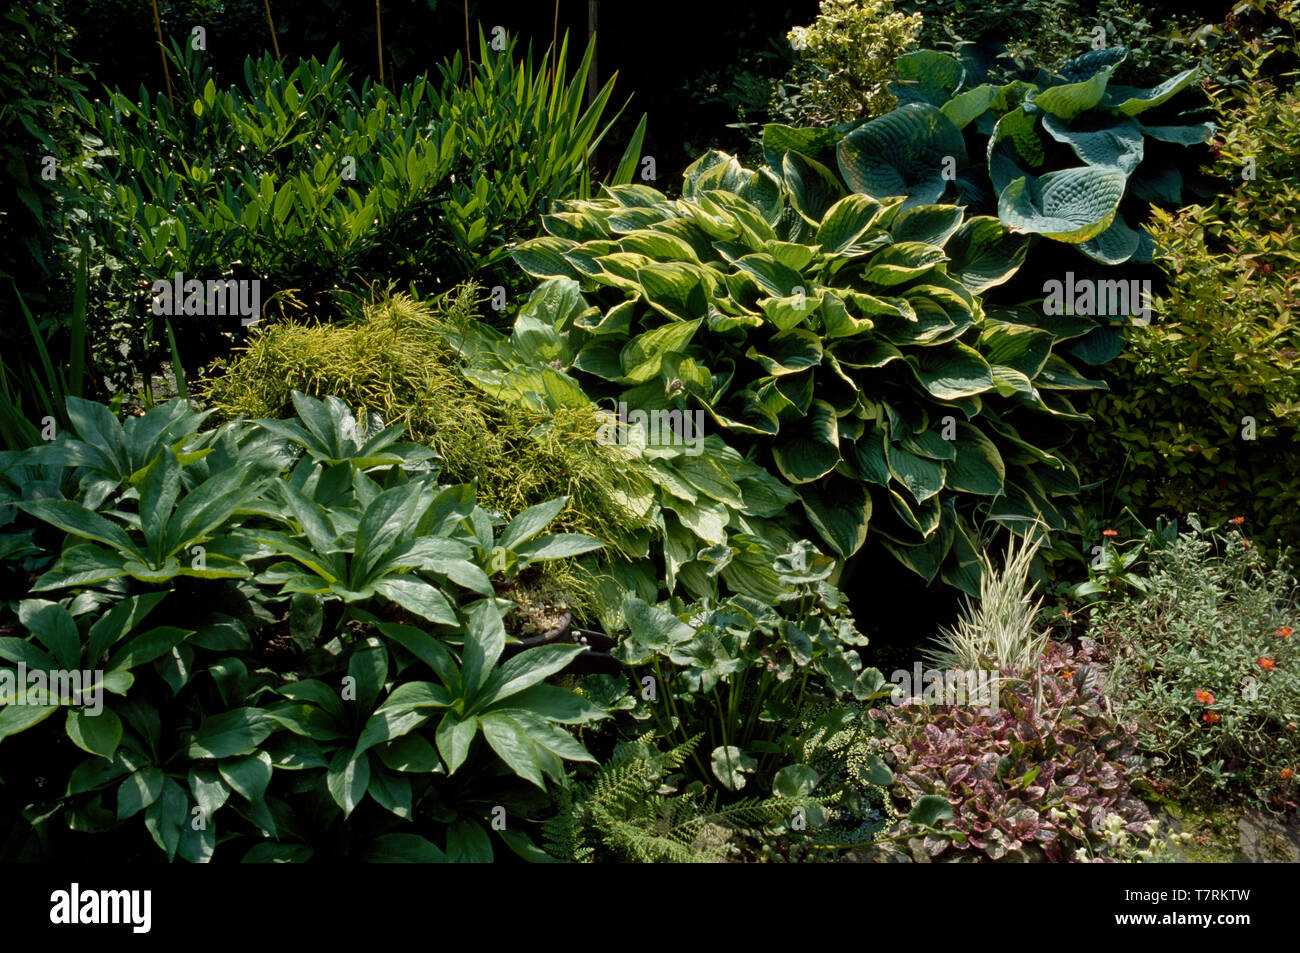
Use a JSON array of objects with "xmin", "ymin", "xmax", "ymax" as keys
[{"xmin": 0, "ymin": 392, "xmax": 610, "ymax": 861}]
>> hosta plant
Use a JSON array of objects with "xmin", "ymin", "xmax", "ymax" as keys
[
  {"xmin": 769, "ymin": 45, "xmax": 1214, "ymax": 263},
  {"xmin": 869, "ymin": 639, "xmax": 1157, "ymax": 861},
  {"xmin": 511, "ymin": 151, "xmax": 1095, "ymax": 590}
]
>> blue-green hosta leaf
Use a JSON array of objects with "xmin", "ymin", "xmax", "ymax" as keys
[
  {"xmin": 838, "ymin": 105, "xmax": 966, "ymax": 209},
  {"xmin": 1075, "ymin": 214, "xmax": 1142, "ymax": 264},
  {"xmin": 1036, "ymin": 354, "xmax": 1108, "ymax": 390},
  {"xmin": 1056, "ymin": 47, "xmax": 1129, "ymax": 83},
  {"xmin": 1136, "ymin": 120, "xmax": 1214, "ymax": 145},
  {"xmin": 998, "ymin": 167, "xmax": 1127, "ymax": 242},
  {"xmin": 366, "ymin": 833, "xmax": 447, "ymax": 863},
  {"xmin": 781, "ymin": 150, "xmax": 845, "ymax": 224},
  {"xmin": 942, "ymin": 216, "xmax": 1027, "ymax": 293},
  {"xmin": 988, "ymin": 106, "xmax": 1046, "ymax": 170},
  {"xmin": 945, "ymin": 422, "xmax": 1006, "ymax": 495},
  {"xmin": 889, "ymin": 204, "xmax": 966, "ymax": 247},
  {"xmin": 892, "ymin": 51, "xmax": 965, "ymax": 107},
  {"xmin": 772, "ymin": 401, "xmax": 840, "ymax": 484},
  {"xmin": 940, "ymin": 517, "xmax": 983, "ymax": 596},
  {"xmin": 796, "ymin": 478, "xmax": 872, "ymax": 558},
  {"xmin": 1042, "ymin": 113, "xmax": 1144, "ymax": 173},
  {"xmin": 1129, "ymin": 164, "xmax": 1183, "ymax": 205},
  {"xmin": 906, "ymin": 342, "xmax": 994, "ymax": 399},
  {"xmin": 1103, "ymin": 69, "xmax": 1199, "ymax": 115},
  {"xmin": 1030, "ymin": 65, "xmax": 1116, "ymax": 120}
]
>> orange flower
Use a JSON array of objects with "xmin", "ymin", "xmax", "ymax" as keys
[
  {"xmin": 1278, "ymin": 626, "xmax": 1294, "ymax": 640},
  {"xmin": 1102, "ymin": 529, "xmax": 1118, "ymax": 537},
  {"xmin": 1230, "ymin": 516, "xmax": 1245, "ymax": 525},
  {"xmin": 1060, "ymin": 668, "xmax": 1075, "ymax": 679},
  {"xmin": 1203, "ymin": 711, "xmax": 1221, "ymax": 725},
  {"xmin": 1282, "ymin": 768, "xmax": 1294, "ymax": 781},
  {"xmin": 1258, "ymin": 657, "xmax": 1277, "ymax": 671},
  {"xmin": 1194, "ymin": 689, "xmax": 1216, "ymax": 705}
]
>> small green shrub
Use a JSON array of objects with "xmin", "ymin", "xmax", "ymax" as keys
[
  {"xmin": 201, "ymin": 287, "xmax": 658, "ymax": 572},
  {"xmin": 786, "ymin": 0, "xmax": 924, "ymax": 125},
  {"xmin": 1088, "ymin": 516, "xmax": 1300, "ymax": 806}
]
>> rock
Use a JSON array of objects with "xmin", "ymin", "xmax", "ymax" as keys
[{"xmin": 1237, "ymin": 811, "xmax": 1300, "ymax": 863}]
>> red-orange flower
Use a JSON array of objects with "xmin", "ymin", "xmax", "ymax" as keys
[
  {"xmin": 1282, "ymin": 768, "xmax": 1294, "ymax": 781},
  {"xmin": 1230, "ymin": 516, "xmax": 1245, "ymax": 524},
  {"xmin": 1203, "ymin": 711, "xmax": 1221, "ymax": 725},
  {"xmin": 1060, "ymin": 668, "xmax": 1075, "ymax": 679},
  {"xmin": 1102, "ymin": 529, "xmax": 1118, "ymax": 537},
  {"xmin": 1278, "ymin": 626, "xmax": 1294, "ymax": 640},
  {"xmin": 1194, "ymin": 689, "xmax": 1216, "ymax": 705},
  {"xmin": 1258, "ymin": 657, "xmax": 1277, "ymax": 671},
  {"xmin": 1243, "ymin": 539, "xmax": 1252, "ymax": 550}
]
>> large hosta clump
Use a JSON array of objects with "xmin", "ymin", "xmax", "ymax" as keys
[
  {"xmin": 510, "ymin": 152, "xmax": 1098, "ymax": 591},
  {"xmin": 769, "ymin": 46, "xmax": 1213, "ymax": 264}
]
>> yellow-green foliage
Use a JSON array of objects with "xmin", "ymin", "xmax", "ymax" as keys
[
  {"xmin": 200, "ymin": 286, "xmax": 658, "ymax": 564},
  {"xmin": 787, "ymin": 0, "xmax": 923, "ymax": 124},
  {"xmin": 1074, "ymin": 51, "xmax": 1300, "ymax": 552}
]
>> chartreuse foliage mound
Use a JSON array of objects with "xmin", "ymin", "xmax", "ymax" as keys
[
  {"xmin": 510, "ymin": 150, "xmax": 1097, "ymax": 592},
  {"xmin": 764, "ymin": 45, "xmax": 1213, "ymax": 264},
  {"xmin": 201, "ymin": 286, "xmax": 657, "ymax": 576}
]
